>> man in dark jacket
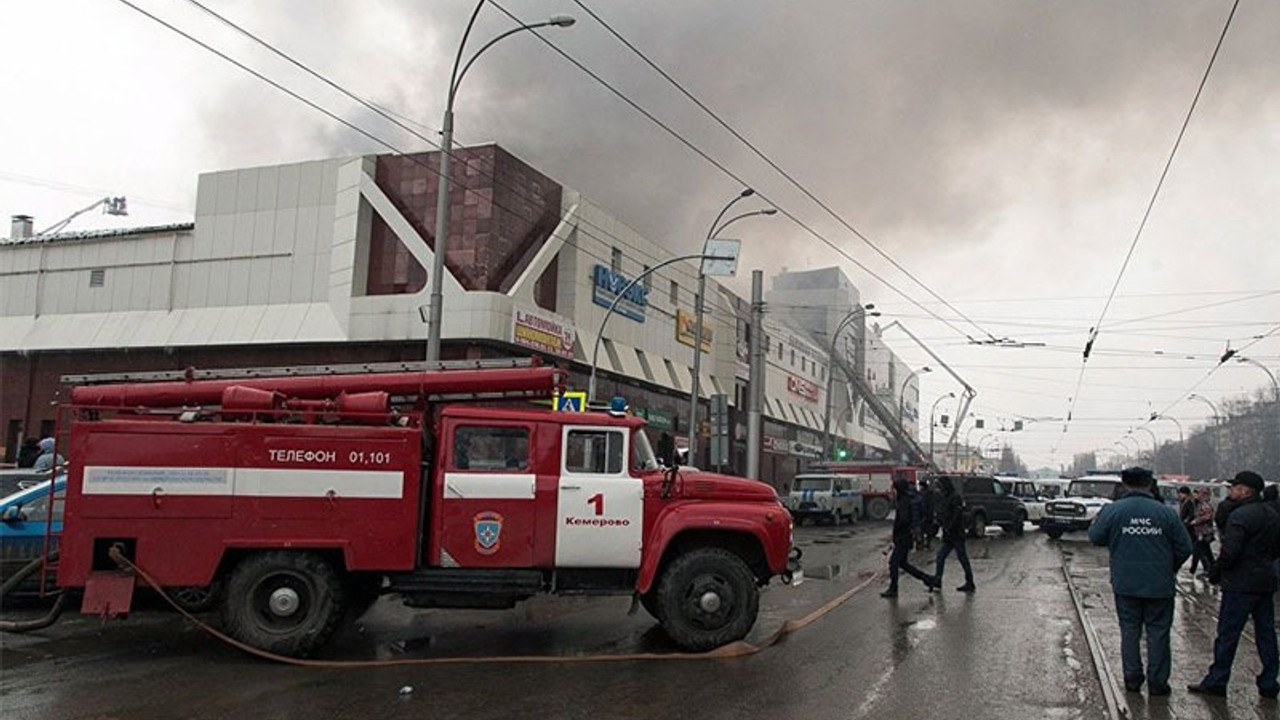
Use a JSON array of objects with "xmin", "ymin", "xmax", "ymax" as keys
[
  {"xmin": 931, "ymin": 476, "xmax": 975, "ymax": 592},
  {"xmin": 1188, "ymin": 470, "xmax": 1280, "ymax": 699},
  {"xmin": 1089, "ymin": 467, "xmax": 1192, "ymax": 696},
  {"xmin": 881, "ymin": 477, "xmax": 937, "ymax": 598}
]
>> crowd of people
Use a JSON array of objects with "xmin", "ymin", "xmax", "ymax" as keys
[
  {"xmin": 1089, "ymin": 466, "xmax": 1280, "ymax": 700},
  {"xmin": 13, "ymin": 437, "xmax": 65, "ymax": 473}
]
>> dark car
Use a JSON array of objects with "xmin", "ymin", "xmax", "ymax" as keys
[{"xmin": 931, "ymin": 473, "xmax": 1028, "ymax": 538}]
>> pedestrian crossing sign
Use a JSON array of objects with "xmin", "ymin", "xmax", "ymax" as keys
[{"xmin": 555, "ymin": 391, "xmax": 587, "ymax": 412}]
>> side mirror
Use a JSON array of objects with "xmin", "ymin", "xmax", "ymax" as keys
[{"xmin": 1, "ymin": 506, "xmax": 22, "ymax": 523}]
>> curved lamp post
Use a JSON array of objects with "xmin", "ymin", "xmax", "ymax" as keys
[
  {"xmin": 1131, "ymin": 426, "xmax": 1159, "ymax": 470},
  {"xmin": 1149, "ymin": 412, "xmax": 1185, "ymax": 475},
  {"xmin": 687, "ymin": 192, "xmax": 775, "ymax": 462},
  {"xmin": 898, "ymin": 366, "xmax": 931, "ymax": 427},
  {"xmin": 1188, "ymin": 393, "xmax": 1221, "ymax": 478},
  {"xmin": 929, "ymin": 392, "xmax": 955, "ymax": 469},
  {"xmin": 426, "ymin": 5, "xmax": 575, "ymax": 361},
  {"xmin": 820, "ymin": 304, "xmax": 880, "ymax": 458},
  {"xmin": 588, "ymin": 252, "xmax": 736, "ymax": 404}
]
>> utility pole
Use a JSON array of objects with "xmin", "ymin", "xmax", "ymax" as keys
[{"xmin": 746, "ymin": 271, "xmax": 764, "ymax": 480}]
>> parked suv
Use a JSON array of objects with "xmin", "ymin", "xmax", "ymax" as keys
[
  {"xmin": 931, "ymin": 474, "xmax": 1027, "ymax": 537},
  {"xmin": 1003, "ymin": 478, "xmax": 1047, "ymax": 526},
  {"xmin": 1041, "ymin": 474, "xmax": 1125, "ymax": 539},
  {"xmin": 784, "ymin": 474, "xmax": 862, "ymax": 525}
]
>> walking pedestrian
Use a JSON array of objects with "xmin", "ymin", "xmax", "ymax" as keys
[
  {"xmin": 919, "ymin": 479, "xmax": 937, "ymax": 551},
  {"xmin": 931, "ymin": 476, "xmax": 975, "ymax": 593},
  {"xmin": 1188, "ymin": 470, "xmax": 1280, "ymax": 699},
  {"xmin": 1088, "ymin": 466, "xmax": 1192, "ymax": 697},
  {"xmin": 1188, "ymin": 487, "xmax": 1217, "ymax": 578},
  {"xmin": 880, "ymin": 477, "xmax": 938, "ymax": 598}
]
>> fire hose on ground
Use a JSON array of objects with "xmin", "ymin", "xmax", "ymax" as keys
[
  {"xmin": 0, "ymin": 552, "xmax": 67, "ymax": 633},
  {"xmin": 106, "ymin": 546, "xmax": 880, "ymax": 667}
]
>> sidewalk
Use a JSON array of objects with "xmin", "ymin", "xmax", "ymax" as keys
[{"xmin": 1065, "ymin": 540, "xmax": 1280, "ymax": 719}]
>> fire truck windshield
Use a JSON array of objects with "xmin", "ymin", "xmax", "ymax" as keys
[{"xmin": 632, "ymin": 430, "xmax": 660, "ymax": 471}]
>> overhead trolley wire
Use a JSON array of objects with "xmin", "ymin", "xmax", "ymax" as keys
[
  {"xmin": 1061, "ymin": 0, "xmax": 1241, "ymax": 446},
  {"xmin": 480, "ymin": 0, "xmax": 983, "ymax": 344},
  {"xmin": 116, "ymin": 0, "xmax": 743, "ymax": 321},
  {"xmin": 567, "ymin": 0, "xmax": 999, "ymax": 345}
]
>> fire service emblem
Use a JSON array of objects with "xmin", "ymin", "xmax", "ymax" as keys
[{"xmin": 473, "ymin": 511, "xmax": 504, "ymax": 555}]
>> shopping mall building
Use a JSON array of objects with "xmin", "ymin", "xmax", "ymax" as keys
[{"xmin": 0, "ymin": 145, "xmax": 919, "ymax": 490}]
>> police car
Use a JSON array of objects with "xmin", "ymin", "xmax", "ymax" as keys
[
  {"xmin": 1041, "ymin": 473, "xmax": 1126, "ymax": 539},
  {"xmin": 784, "ymin": 473, "xmax": 862, "ymax": 525}
]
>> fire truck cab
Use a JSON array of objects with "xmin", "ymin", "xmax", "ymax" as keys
[{"xmin": 53, "ymin": 359, "xmax": 798, "ymax": 656}]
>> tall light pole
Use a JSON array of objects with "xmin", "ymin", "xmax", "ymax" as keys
[
  {"xmin": 1236, "ymin": 355, "xmax": 1280, "ymax": 474},
  {"xmin": 1237, "ymin": 356, "xmax": 1280, "ymax": 401},
  {"xmin": 588, "ymin": 252, "xmax": 738, "ymax": 404},
  {"xmin": 1149, "ymin": 412, "xmax": 1185, "ymax": 476},
  {"xmin": 898, "ymin": 366, "xmax": 931, "ymax": 429},
  {"xmin": 820, "ymin": 304, "xmax": 880, "ymax": 459},
  {"xmin": 1131, "ymin": 426, "xmax": 1159, "ymax": 470},
  {"xmin": 687, "ymin": 191, "xmax": 775, "ymax": 465},
  {"xmin": 426, "ymin": 5, "xmax": 575, "ymax": 361},
  {"xmin": 1188, "ymin": 393, "xmax": 1221, "ymax": 478},
  {"xmin": 929, "ymin": 392, "xmax": 955, "ymax": 469}
]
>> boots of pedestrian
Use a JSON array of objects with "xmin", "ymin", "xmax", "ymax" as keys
[
  {"xmin": 956, "ymin": 583, "xmax": 976, "ymax": 593},
  {"xmin": 880, "ymin": 588, "xmax": 898, "ymax": 598}
]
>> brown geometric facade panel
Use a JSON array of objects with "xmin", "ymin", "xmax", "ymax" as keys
[{"xmin": 367, "ymin": 145, "xmax": 563, "ymax": 299}]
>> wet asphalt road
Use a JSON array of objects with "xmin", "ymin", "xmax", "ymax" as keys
[{"xmin": 2, "ymin": 521, "xmax": 1260, "ymax": 720}]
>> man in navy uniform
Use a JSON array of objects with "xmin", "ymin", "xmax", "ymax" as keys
[
  {"xmin": 1089, "ymin": 466, "xmax": 1192, "ymax": 696},
  {"xmin": 1188, "ymin": 470, "xmax": 1280, "ymax": 699}
]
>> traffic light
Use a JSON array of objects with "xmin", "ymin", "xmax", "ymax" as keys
[{"xmin": 836, "ymin": 446, "xmax": 849, "ymax": 460}]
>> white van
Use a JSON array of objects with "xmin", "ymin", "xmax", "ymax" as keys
[{"xmin": 784, "ymin": 474, "xmax": 862, "ymax": 526}]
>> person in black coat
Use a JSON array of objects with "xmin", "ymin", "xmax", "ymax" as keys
[
  {"xmin": 881, "ymin": 477, "xmax": 938, "ymax": 598},
  {"xmin": 15, "ymin": 437, "xmax": 40, "ymax": 469},
  {"xmin": 932, "ymin": 476, "xmax": 975, "ymax": 592},
  {"xmin": 1189, "ymin": 471, "xmax": 1280, "ymax": 698}
]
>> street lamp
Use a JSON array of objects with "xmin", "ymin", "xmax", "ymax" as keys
[
  {"xmin": 1187, "ymin": 393, "xmax": 1221, "ymax": 479},
  {"xmin": 1187, "ymin": 393, "xmax": 1221, "ymax": 423},
  {"xmin": 588, "ymin": 252, "xmax": 738, "ymax": 404},
  {"xmin": 898, "ymin": 366, "xmax": 931, "ymax": 428},
  {"xmin": 1149, "ymin": 412, "xmax": 1185, "ymax": 476},
  {"xmin": 929, "ymin": 392, "xmax": 955, "ymax": 469},
  {"xmin": 688, "ymin": 190, "xmax": 775, "ymax": 463},
  {"xmin": 1131, "ymin": 426, "xmax": 1159, "ymax": 470},
  {"xmin": 820, "ymin": 304, "xmax": 881, "ymax": 458},
  {"xmin": 426, "ymin": 4, "xmax": 575, "ymax": 361},
  {"xmin": 1236, "ymin": 356, "xmax": 1280, "ymax": 401}
]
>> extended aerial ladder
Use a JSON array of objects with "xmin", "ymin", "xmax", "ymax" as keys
[{"xmin": 879, "ymin": 321, "xmax": 977, "ymax": 464}]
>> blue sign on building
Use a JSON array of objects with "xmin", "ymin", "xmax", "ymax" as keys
[{"xmin": 592, "ymin": 264, "xmax": 648, "ymax": 322}]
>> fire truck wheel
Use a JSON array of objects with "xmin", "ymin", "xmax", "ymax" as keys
[
  {"xmin": 866, "ymin": 497, "xmax": 891, "ymax": 521},
  {"xmin": 655, "ymin": 548, "xmax": 758, "ymax": 652},
  {"xmin": 222, "ymin": 552, "xmax": 345, "ymax": 657}
]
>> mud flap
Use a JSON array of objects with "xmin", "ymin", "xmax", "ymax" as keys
[{"xmin": 82, "ymin": 571, "xmax": 135, "ymax": 618}]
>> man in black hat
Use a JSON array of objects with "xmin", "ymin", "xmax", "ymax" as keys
[
  {"xmin": 1089, "ymin": 466, "xmax": 1192, "ymax": 696},
  {"xmin": 1189, "ymin": 470, "xmax": 1280, "ymax": 699}
]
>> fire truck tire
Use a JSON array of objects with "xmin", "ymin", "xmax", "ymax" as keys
[
  {"xmin": 866, "ymin": 497, "xmax": 891, "ymax": 521},
  {"xmin": 655, "ymin": 548, "xmax": 759, "ymax": 652},
  {"xmin": 222, "ymin": 551, "xmax": 345, "ymax": 657}
]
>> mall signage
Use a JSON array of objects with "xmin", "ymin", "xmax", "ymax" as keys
[
  {"xmin": 787, "ymin": 375, "xmax": 820, "ymax": 403},
  {"xmin": 675, "ymin": 309, "xmax": 713, "ymax": 352},
  {"xmin": 592, "ymin": 264, "xmax": 647, "ymax": 322},
  {"xmin": 512, "ymin": 305, "xmax": 577, "ymax": 359}
]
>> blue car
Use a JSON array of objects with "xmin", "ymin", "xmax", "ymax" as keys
[{"xmin": 0, "ymin": 477, "xmax": 65, "ymax": 595}]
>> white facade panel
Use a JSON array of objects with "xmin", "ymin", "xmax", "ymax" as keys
[
  {"xmin": 205, "ymin": 260, "xmax": 231, "ymax": 306},
  {"xmin": 235, "ymin": 169, "xmax": 259, "ymax": 214},
  {"xmin": 231, "ymin": 211, "xmax": 254, "ymax": 258},
  {"xmin": 255, "ymin": 165, "xmax": 279, "ymax": 211},
  {"xmin": 276, "ymin": 163, "xmax": 301, "ymax": 209},
  {"xmin": 297, "ymin": 161, "xmax": 324, "ymax": 208},
  {"xmin": 225, "ymin": 258, "xmax": 251, "ymax": 304},
  {"xmin": 214, "ymin": 171, "xmax": 238, "ymax": 215},
  {"xmin": 266, "ymin": 256, "xmax": 293, "ymax": 304}
]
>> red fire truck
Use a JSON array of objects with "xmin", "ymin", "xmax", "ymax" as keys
[{"xmin": 52, "ymin": 358, "xmax": 799, "ymax": 656}]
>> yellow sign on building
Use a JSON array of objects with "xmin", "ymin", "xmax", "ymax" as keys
[{"xmin": 676, "ymin": 309, "xmax": 713, "ymax": 353}]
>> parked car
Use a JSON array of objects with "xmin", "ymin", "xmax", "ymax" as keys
[
  {"xmin": 0, "ymin": 468, "xmax": 51, "ymax": 500},
  {"xmin": 930, "ymin": 473, "xmax": 1027, "ymax": 537},
  {"xmin": 1041, "ymin": 474, "xmax": 1125, "ymax": 539},
  {"xmin": 1004, "ymin": 478, "xmax": 1047, "ymax": 525},
  {"xmin": 783, "ymin": 473, "xmax": 862, "ymax": 525},
  {"xmin": 0, "ymin": 477, "xmax": 64, "ymax": 595}
]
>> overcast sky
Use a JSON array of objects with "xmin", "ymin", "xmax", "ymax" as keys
[{"xmin": 4, "ymin": 0, "xmax": 1278, "ymax": 471}]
